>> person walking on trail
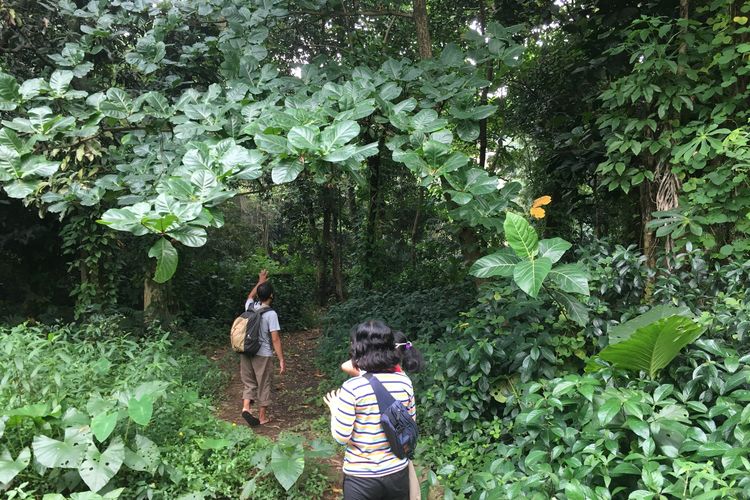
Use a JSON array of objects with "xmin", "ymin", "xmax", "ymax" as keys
[
  {"xmin": 240, "ymin": 270, "xmax": 285, "ymax": 427},
  {"xmin": 324, "ymin": 320, "xmax": 416, "ymax": 500}
]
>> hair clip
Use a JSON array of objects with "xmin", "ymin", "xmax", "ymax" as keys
[{"xmin": 395, "ymin": 341, "xmax": 413, "ymax": 350}]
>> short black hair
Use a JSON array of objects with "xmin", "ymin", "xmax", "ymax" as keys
[
  {"xmin": 350, "ymin": 320, "xmax": 400, "ymax": 373},
  {"xmin": 257, "ymin": 282, "xmax": 274, "ymax": 302}
]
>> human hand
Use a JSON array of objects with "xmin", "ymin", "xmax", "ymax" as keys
[
  {"xmin": 279, "ymin": 359, "xmax": 286, "ymax": 375},
  {"xmin": 323, "ymin": 389, "xmax": 341, "ymax": 411},
  {"xmin": 258, "ymin": 269, "xmax": 269, "ymax": 283}
]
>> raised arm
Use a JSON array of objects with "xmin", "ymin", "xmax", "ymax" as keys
[{"xmin": 245, "ymin": 269, "xmax": 269, "ymax": 305}]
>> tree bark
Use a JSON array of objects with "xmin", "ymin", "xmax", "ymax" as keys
[
  {"xmin": 143, "ymin": 277, "xmax": 170, "ymax": 325},
  {"xmin": 321, "ymin": 189, "xmax": 333, "ymax": 302},
  {"xmin": 639, "ymin": 182, "xmax": 656, "ymax": 269},
  {"xmin": 303, "ymin": 189, "xmax": 328, "ymax": 306},
  {"xmin": 478, "ymin": 2, "xmax": 493, "ymax": 169},
  {"xmin": 363, "ymin": 141, "xmax": 382, "ymax": 290},
  {"xmin": 329, "ymin": 187, "xmax": 346, "ymax": 301},
  {"xmin": 412, "ymin": 0, "xmax": 432, "ymax": 59}
]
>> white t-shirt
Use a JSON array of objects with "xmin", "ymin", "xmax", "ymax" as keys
[{"xmin": 244, "ymin": 300, "xmax": 280, "ymax": 357}]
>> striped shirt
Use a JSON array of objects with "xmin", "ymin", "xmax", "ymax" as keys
[{"xmin": 331, "ymin": 372, "xmax": 416, "ymax": 477}]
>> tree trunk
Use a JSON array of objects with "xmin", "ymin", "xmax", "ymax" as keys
[
  {"xmin": 458, "ymin": 226, "xmax": 483, "ymax": 265},
  {"xmin": 321, "ymin": 189, "xmax": 333, "ymax": 302},
  {"xmin": 410, "ymin": 190, "xmax": 423, "ymax": 265},
  {"xmin": 412, "ymin": 0, "xmax": 432, "ymax": 59},
  {"xmin": 640, "ymin": 182, "xmax": 656, "ymax": 269},
  {"xmin": 143, "ymin": 277, "xmax": 170, "ymax": 325},
  {"xmin": 329, "ymin": 187, "xmax": 346, "ymax": 301},
  {"xmin": 478, "ymin": 2, "xmax": 494, "ymax": 169},
  {"xmin": 303, "ymin": 189, "xmax": 328, "ymax": 306},
  {"xmin": 363, "ymin": 142, "xmax": 382, "ymax": 290}
]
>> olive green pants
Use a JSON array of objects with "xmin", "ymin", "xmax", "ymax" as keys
[{"xmin": 240, "ymin": 354, "xmax": 274, "ymax": 406}]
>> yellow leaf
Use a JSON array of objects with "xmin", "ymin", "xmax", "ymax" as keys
[
  {"xmin": 532, "ymin": 195, "xmax": 552, "ymax": 208},
  {"xmin": 734, "ymin": 16, "xmax": 748, "ymax": 25},
  {"xmin": 530, "ymin": 206, "xmax": 546, "ymax": 219}
]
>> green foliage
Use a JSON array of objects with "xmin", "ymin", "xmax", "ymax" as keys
[
  {"xmin": 317, "ymin": 282, "xmax": 474, "ymax": 384},
  {"xmin": 470, "ymin": 212, "xmax": 590, "ymax": 324},
  {"xmin": 0, "ymin": 1, "xmax": 524, "ymax": 284},
  {"xmin": 425, "ymin": 342, "xmax": 750, "ymax": 499},
  {"xmin": 596, "ymin": 315, "xmax": 705, "ymax": 379},
  {"xmin": 422, "ymin": 285, "xmax": 587, "ymax": 437},
  {"xmin": 597, "ymin": 2, "xmax": 750, "ymax": 257},
  {"xmin": 239, "ymin": 435, "xmax": 333, "ymax": 498},
  {"xmin": 0, "ymin": 319, "xmax": 329, "ymax": 498}
]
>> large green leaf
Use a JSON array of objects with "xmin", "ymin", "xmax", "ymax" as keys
[
  {"xmin": 538, "ymin": 238, "xmax": 572, "ymax": 263},
  {"xmin": 127, "ymin": 393, "xmax": 154, "ymax": 426},
  {"xmin": 49, "ymin": 70, "xmax": 74, "ymax": 96},
  {"xmin": 504, "ymin": 212, "xmax": 538, "ymax": 259},
  {"xmin": 78, "ymin": 438, "xmax": 124, "ymax": 492},
  {"xmin": 32, "ymin": 427, "xmax": 92, "ymax": 469},
  {"xmin": 438, "ymin": 152, "xmax": 469, "ymax": 174},
  {"xmin": 609, "ymin": 304, "xmax": 692, "ymax": 345},
  {"xmin": 0, "ymin": 73, "xmax": 20, "ymax": 110},
  {"xmin": 550, "ymin": 290, "xmax": 589, "ymax": 326},
  {"xmin": 0, "ymin": 447, "xmax": 30, "ymax": 485},
  {"xmin": 549, "ymin": 264, "xmax": 590, "ymax": 296},
  {"xmin": 147, "ymin": 238, "xmax": 177, "ymax": 284},
  {"xmin": 98, "ymin": 204, "xmax": 150, "ymax": 236},
  {"xmin": 20, "ymin": 156, "xmax": 59, "ymax": 178},
  {"xmin": 321, "ymin": 121, "xmax": 359, "ymax": 149},
  {"xmin": 287, "ymin": 125, "xmax": 318, "ymax": 151},
  {"xmin": 169, "ymin": 226, "xmax": 207, "ymax": 247},
  {"xmin": 4, "ymin": 180, "xmax": 36, "ymax": 198},
  {"xmin": 322, "ymin": 145, "xmax": 357, "ymax": 163},
  {"xmin": 270, "ymin": 441, "xmax": 305, "ymax": 491},
  {"xmin": 191, "ymin": 169, "xmax": 218, "ymax": 199},
  {"xmin": 254, "ymin": 133, "xmax": 288, "ymax": 154},
  {"xmin": 469, "ymin": 248, "xmax": 519, "ymax": 278},
  {"xmin": 271, "ymin": 160, "xmax": 304, "ymax": 184},
  {"xmin": 123, "ymin": 434, "xmax": 160, "ymax": 474},
  {"xmin": 513, "ymin": 257, "xmax": 552, "ymax": 297},
  {"xmin": 598, "ymin": 316, "xmax": 705, "ymax": 378},
  {"xmin": 91, "ymin": 412, "xmax": 118, "ymax": 443}
]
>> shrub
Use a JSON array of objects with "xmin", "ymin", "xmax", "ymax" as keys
[
  {"xmin": 316, "ymin": 282, "xmax": 475, "ymax": 384},
  {"xmin": 424, "ymin": 340, "xmax": 750, "ymax": 498},
  {"xmin": 0, "ymin": 319, "xmax": 329, "ymax": 499}
]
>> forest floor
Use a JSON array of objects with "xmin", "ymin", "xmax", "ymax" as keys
[{"xmin": 209, "ymin": 328, "xmax": 344, "ymax": 497}]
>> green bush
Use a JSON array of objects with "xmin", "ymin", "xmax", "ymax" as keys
[
  {"xmin": 0, "ymin": 319, "xmax": 329, "ymax": 499},
  {"xmin": 316, "ymin": 282, "xmax": 475, "ymax": 384},
  {"xmin": 176, "ymin": 248, "xmax": 317, "ymax": 336},
  {"xmin": 423, "ymin": 339, "xmax": 750, "ymax": 499}
]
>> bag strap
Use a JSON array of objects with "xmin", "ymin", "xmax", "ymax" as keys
[
  {"xmin": 364, "ymin": 373, "xmax": 396, "ymax": 415},
  {"xmin": 248, "ymin": 303, "xmax": 273, "ymax": 316}
]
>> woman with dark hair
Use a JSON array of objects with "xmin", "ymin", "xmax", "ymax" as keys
[
  {"xmin": 324, "ymin": 320, "xmax": 416, "ymax": 500},
  {"xmin": 340, "ymin": 330, "xmax": 424, "ymax": 377}
]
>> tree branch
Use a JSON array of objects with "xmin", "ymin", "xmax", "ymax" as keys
[{"xmin": 288, "ymin": 9, "xmax": 413, "ymax": 19}]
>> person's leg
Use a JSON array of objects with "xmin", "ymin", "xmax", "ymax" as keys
[
  {"xmin": 379, "ymin": 466, "xmax": 410, "ymax": 500},
  {"xmin": 253, "ymin": 355, "xmax": 274, "ymax": 424},
  {"xmin": 239, "ymin": 354, "xmax": 259, "ymax": 425},
  {"xmin": 343, "ymin": 474, "xmax": 383, "ymax": 500}
]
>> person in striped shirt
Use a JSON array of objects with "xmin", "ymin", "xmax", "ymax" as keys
[{"xmin": 325, "ymin": 320, "xmax": 417, "ymax": 500}]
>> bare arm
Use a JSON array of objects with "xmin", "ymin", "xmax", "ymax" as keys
[
  {"xmin": 246, "ymin": 269, "xmax": 269, "ymax": 303},
  {"xmin": 271, "ymin": 330, "xmax": 285, "ymax": 374},
  {"xmin": 340, "ymin": 359, "xmax": 361, "ymax": 377}
]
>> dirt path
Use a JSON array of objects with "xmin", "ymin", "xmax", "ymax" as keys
[
  {"xmin": 212, "ymin": 328, "xmax": 330, "ymax": 437},
  {"xmin": 210, "ymin": 328, "xmax": 344, "ymax": 498}
]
